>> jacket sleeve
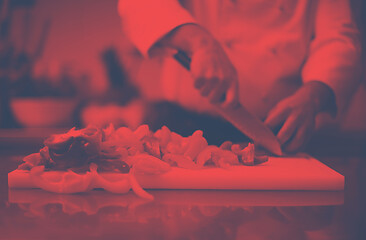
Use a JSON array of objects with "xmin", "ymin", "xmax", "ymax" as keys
[
  {"xmin": 118, "ymin": 0, "xmax": 196, "ymax": 57},
  {"xmin": 301, "ymin": 0, "xmax": 362, "ymax": 115}
]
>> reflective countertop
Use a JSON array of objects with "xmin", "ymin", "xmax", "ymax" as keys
[{"xmin": 0, "ymin": 129, "xmax": 365, "ymax": 240}]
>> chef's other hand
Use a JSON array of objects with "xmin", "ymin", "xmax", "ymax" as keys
[
  {"xmin": 264, "ymin": 81, "xmax": 336, "ymax": 152},
  {"xmin": 157, "ymin": 24, "xmax": 239, "ymax": 109}
]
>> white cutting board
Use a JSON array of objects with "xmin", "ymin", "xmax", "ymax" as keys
[{"xmin": 136, "ymin": 155, "xmax": 344, "ymax": 190}]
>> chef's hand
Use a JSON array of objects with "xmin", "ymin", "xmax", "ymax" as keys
[
  {"xmin": 265, "ymin": 81, "xmax": 336, "ymax": 152},
  {"xmin": 156, "ymin": 24, "xmax": 239, "ymax": 108}
]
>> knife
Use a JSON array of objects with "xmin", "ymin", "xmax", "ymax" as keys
[{"xmin": 173, "ymin": 50, "xmax": 282, "ymax": 156}]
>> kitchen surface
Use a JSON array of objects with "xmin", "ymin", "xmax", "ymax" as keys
[{"xmin": 0, "ymin": 129, "xmax": 365, "ymax": 240}]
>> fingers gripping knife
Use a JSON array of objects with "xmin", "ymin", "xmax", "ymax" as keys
[{"xmin": 173, "ymin": 50, "xmax": 282, "ymax": 156}]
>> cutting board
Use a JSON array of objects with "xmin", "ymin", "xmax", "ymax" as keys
[
  {"xmin": 136, "ymin": 155, "xmax": 344, "ymax": 191},
  {"xmin": 8, "ymin": 155, "xmax": 344, "ymax": 191}
]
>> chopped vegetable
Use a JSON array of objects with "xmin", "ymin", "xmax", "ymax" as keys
[
  {"xmin": 212, "ymin": 150, "xmax": 239, "ymax": 169},
  {"xmin": 153, "ymin": 125, "xmax": 171, "ymax": 147},
  {"xmin": 219, "ymin": 141, "xmax": 233, "ymax": 151},
  {"xmin": 90, "ymin": 163, "xmax": 130, "ymax": 194},
  {"xmin": 184, "ymin": 130, "xmax": 208, "ymax": 160},
  {"xmin": 141, "ymin": 136, "xmax": 161, "ymax": 158},
  {"xmin": 131, "ymin": 154, "xmax": 171, "ymax": 175},
  {"xmin": 196, "ymin": 146, "xmax": 221, "ymax": 167},
  {"xmin": 163, "ymin": 153, "xmax": 198, "ymax": 169},
  {"xmin": 129, "ymin": 168, "xmax": 154, "ymax": 200},
  {"xmin": 30, "ymin": 165, "xmax": 93, "ymax": 194},
  {"xmin": 196, "ymin": 146, "xmax": 239, "ymax": 168},
  {"xmin": 233, "ymin": 143, "xmax": 255, "ymax": 166},
  {"xmin": 18, "ymin": 124, "xmax": 269, "ymax": 197},
  {"xmin": 133, "ymin": 124, "xmax": 151, "ymax": 140}
]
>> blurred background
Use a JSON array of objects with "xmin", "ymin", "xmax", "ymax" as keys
[
  {"xmin": 0, "ymin": 0, "xmax": 365, "ymax": 149},
  {"xmin": 0, "ymin": 0, "xmax": 145, "ymax": 130}
]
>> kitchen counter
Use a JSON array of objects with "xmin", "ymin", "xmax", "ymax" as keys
[{"xmin": 0, "ymin": 128, "xmax": 365, "ymax": 240}]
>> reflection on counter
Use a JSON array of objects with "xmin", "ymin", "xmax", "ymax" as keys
[{"xmin": 3, "ymin": 189, "xmax": 342, "ymax": 240}]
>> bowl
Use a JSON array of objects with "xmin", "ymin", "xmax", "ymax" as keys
[{"xmin": 11, "ymin": 98, "xmax": 78, "ymax": 128}]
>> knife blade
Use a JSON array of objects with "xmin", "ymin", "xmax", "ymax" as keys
[{"xmin": 173, "ymin": 50, "xmax": 282, "ymax": 156}]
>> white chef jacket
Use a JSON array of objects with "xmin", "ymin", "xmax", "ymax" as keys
[{"xmin": 118, "ymin": 0, "xmax": 361, "ymax": 120}]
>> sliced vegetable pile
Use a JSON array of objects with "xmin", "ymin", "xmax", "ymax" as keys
[{"xmin": 17, "ymin": 124, "xmax": 268, "ymax": 198}]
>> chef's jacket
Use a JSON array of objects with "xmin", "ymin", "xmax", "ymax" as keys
[{"xmin": 118, "ymin": 0, "xmax": 361, "ymax": 120}]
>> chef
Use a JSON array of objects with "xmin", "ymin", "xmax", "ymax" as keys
[{"xmin": 117, "ymin": 0, "xmax": 361, "ymax": 152}]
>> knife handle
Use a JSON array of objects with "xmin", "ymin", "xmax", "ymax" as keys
[
  {"xmin": 174, "ymin": 50, "xmax": 231, "ymax": 104},
  {"xmin": 174, "ymin": 50, "xmax": 191, "ymax": 71}
]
